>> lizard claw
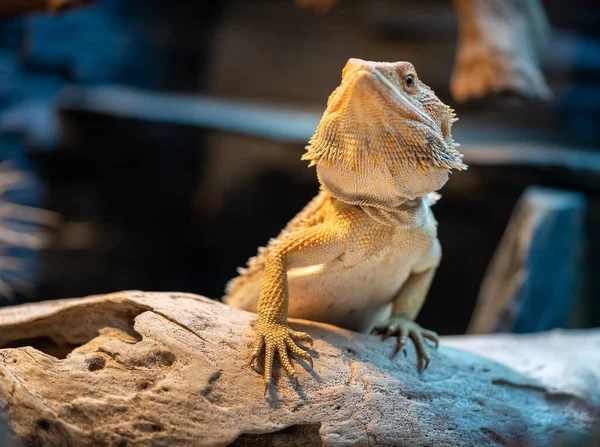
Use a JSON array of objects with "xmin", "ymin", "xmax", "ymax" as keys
[
  {"xmin": 382, "ymin": 325, "xmax": 396, "ymax": 341},
  {"xmin": 391, "ymin": 326, "xmax": 408, "ymax": 357},
  {"xmin": 251, "ymin": 321, "xmax": 315, "ymax": 394},
  {"xmin": 371, "ymin": 316, "xmax": 438, "ymax": 373},
  {"xmin": 248, "ymin": 338, "xmax": 264, "ymax": 367},
  {"xmin": 249, "ymin": 353, "xmax": 257, "ymax": 368},
  {"xmin": 289, "ymin": 329, "xmax": 313, "ymax": 347}
]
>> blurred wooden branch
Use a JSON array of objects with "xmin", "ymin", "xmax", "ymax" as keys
[
  {"xmin": 0, "ymin": 0, "xmax": 95, "ymax": 17},
  {"xmin": 55, "ymin": 85, "xmax": 600, "ymax": 175},
  {"xmin": 451, "ymin": 0, "xmax": 551, "ymax": 102},
  {"xmin": 468, "ymin": 187, "xmax": 586, "ymax": 334}
]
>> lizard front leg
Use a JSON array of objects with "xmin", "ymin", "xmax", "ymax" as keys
[
  {"xmin": 371, "ymin": 267, "xmax": 439, "ymax": 372},
  {"xmin": 251, "ymin": 224, "xmax": 345, "ymax": 394}
]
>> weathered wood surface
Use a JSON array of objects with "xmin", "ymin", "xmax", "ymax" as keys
[
  {"xmin": 469, "ymin": 187, "xmax": 586, "ymax": 334},
  {"xmin": 0, "ymin": 291, "xmax": 598, "ymax": 446}
]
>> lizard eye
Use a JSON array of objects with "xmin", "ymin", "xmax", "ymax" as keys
[{"xmin": 404, "ymin": 73, "xmax": 417, "ymax": 92}]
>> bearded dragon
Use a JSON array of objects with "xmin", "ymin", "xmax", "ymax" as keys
[{"xmin": 224, "ymin": 59, "xmax": 466, "ymax": 393}]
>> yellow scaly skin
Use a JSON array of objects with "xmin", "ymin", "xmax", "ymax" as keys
[{"xmin": 224, "ymin": 59, "xmax": 467, "ymax": 393}]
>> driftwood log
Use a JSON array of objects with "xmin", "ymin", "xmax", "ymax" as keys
[
  {"xmin": 451, "ymin": 0, "xmax": 550, "ymax": 102},
  {"xmin": 469, "ymin": 187, "xmax": 586, "ymax": 334},
  {"xmin": 0, "ymin": 291, "xmax": 598, "ymax": 446}
]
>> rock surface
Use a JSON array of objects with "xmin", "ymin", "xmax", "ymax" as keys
[{"xmin": 0, "ymin": 291, "xmax": 598, "ymax": 446}]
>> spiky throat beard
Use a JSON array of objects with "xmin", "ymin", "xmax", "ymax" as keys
[{"xmin": 302, "ymin": 67, "xmax": 466, "ymax": 214}]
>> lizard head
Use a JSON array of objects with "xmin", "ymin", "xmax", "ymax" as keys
[{"xmin": 303, "ymin": 58, "xmax": 466, "ymax": 209}]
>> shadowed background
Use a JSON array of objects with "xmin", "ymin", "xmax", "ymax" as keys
[{"xmin": 1, "ymin": 0, "xmax": 599, "ymax": 335}]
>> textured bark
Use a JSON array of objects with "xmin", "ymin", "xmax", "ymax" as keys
[{"xmin": 0, "ymin": 291, "xmax": 598, "ymax": 446}]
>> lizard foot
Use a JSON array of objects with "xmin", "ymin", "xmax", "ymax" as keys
[
  {"xmin": 371, "ymin": 316, "xmax": 438, "ymax": 373},
  {"xmin": 249, "ymin": 321, "xmax": 314, "ymax": 395}
]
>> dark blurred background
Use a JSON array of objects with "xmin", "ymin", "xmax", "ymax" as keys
[{"xmin": 0, "ymin": 0, "xmax": 599, "ymax": 335}]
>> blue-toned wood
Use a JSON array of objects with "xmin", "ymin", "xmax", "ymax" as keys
[{"xmin": 469, "ymin": 187, "xmax": 586, "ymax": 334}]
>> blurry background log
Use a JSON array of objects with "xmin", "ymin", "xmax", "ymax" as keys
[
  {"xmin": 468, "ymin": 187, "xmax": 586, "ymax": 334},
  {"xmin": 451, "ymin": 0, "xmax": 550, "ymax": 102},
  {"xmin": 0, "ymin": 0, "xmax": 95, "ymax": 17}
]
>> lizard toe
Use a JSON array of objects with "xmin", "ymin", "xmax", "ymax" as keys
[
  {"xmin": 253, "ymin": 323, "xmax": 315, "ymax": 394},
  {"xmin": 289, "ymin": 329, "xmax": 313, "ymax": 347},
  {"xmin": 263, "ymin": 343, "xmax": 277, "ymax": 389},
  {"xmin": 391, "ymin": 326, "xmax": 408, "ymax": 357},
  {"xmin": 409, "ymin": 330, "xmax": 431, "ymax": 373},
  {"xmin": 422, "ymin": 329, "xmax": 439, "ymax": 348},
  {"xmin": 277, "ymin": 340, "xmax": 298, "ymax": 380},
  {"xmin": 373, "ymin": 316, "xmax": 437, "ymax": 372},
  {"xmin": 286, "ymin": 338, "xmax": 314, "ymax": 369},
  {"xmin": 248, "ymin": 334, "xmax": 265, "ymax": 367}
]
